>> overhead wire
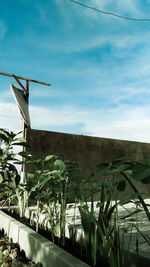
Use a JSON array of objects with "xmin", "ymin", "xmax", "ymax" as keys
[{"xmin": 69, "ymin": 0, "xmax": 150, "ymax": 22}]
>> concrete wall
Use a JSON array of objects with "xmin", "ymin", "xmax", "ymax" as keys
[{"xmin": 25, "ymin": 128, "xmax": 150, "ymax": 199}]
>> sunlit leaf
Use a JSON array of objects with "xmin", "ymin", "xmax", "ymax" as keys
[
  {"xmin": 0, "ymin": 173, "xmax": 3, "ymax": 183},
  {"xmin": 45, "ymin": 155, "xmax": 55, "ymax": 161}
]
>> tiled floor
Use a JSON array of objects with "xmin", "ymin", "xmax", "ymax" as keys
[{"xmin": 27, "ymin": 199, "xmax": 150, "ymax": 260}]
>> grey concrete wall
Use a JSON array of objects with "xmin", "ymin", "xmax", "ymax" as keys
[{"xmin": 25, "ymin": 128, "xmax": 150, "ymax": 199}]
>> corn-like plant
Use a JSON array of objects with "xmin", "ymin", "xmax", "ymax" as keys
[{"xmin": 77, "ymin": 181, "xmax": 124, "ymax": 267}]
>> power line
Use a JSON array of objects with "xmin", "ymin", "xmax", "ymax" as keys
[{"xmin": 69, "ymin": 0, "xmax": 150, "ymax": 22}]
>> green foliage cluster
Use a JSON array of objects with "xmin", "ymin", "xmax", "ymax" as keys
[
  {"xmin": 0, "ymin": 128, "xmax": 150, "ymax": 267},
  {"xmin": 0, "ymin": 128, "xmax": 28, "ymax": 209}
]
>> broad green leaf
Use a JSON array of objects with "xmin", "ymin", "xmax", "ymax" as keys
[
  {"xmin": 54, "ymin": 159, "xmax": 66, "ymax": 173},
  {"xmin": 0, "ymin": 133, "xmax": 9, "ymax": 143},
  {"xmin": 32, "ymin": 171, "xmax": 58, "ymax": 190},
  {"xmin": 104, "ymin": 164, "xmax": 131, "ymax": 175},
  {"xmin": 103, "ymin": 181, "xmax": 114, "ymax": 190},
  {"xmin": 11, "ymin": 142, "xmax": 29, "ymax": 147},
  {"xmin": 15, "ymin": 159, "xmax": 40, "ymax": 165},
  {"xmin": 91, "ymin": 162, "xmax": 112, "ymax": 178},
  {"xmin": 43, "ymin": 170, "xmax": 59, "ymax": 176},
  {"xmin": 112, "ymin": 157, "xmax": 128, "ymax": 164},
  {"xmin": 124, "ymin": 170, "xmax": 132, "ymax": 175},
  {"xmin": 7, "ymin": 163, "xmax": 18, "ymax": 173},
  {"xmin": 79, "ymin": 206, "xmax": 91, "ymax": 234},
  {"xmin": 132, "ymin": 159, "xmax": 150, "ymax": 166},
  {"xmin": 132, "ymin": 165, "xmax": 150, "ymax": 181},
  {"xmin": 45, "ymin": 155, "xmax": 55, "ymax": 161},
  {"xmin": 0, "ymin": 128, "xmax": 15, "ymax": 138},
  {"xmin": 14, "ymin": 137, "xmax": 26, "ymax": 142}
]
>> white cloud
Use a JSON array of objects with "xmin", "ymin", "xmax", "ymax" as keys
[
  {"xmin": 1, "ymin": 100, "xmax": 150, "ymax": 143},
  {"xmin": 83, "ymin": 105, "xmax": 150, "ymax": 142},
  {"xmin": 29, "ymin": 103, "xmax": 150, "ymax": 143},
  {"xmin": 0, "ymin": 102, "xmax": 21, "ymax": 132}
]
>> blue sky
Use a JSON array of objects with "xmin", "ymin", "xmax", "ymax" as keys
[{"xmin": 1, "ymin": 0, "xmax": 150, "ymax": 142}]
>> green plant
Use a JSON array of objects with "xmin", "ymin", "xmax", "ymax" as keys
[
  {"xmin": 91, "ymin": 158, "xmax": 150, "ymax": 221},
  {"xmin": 0, "ymin": 128, "xmax": 29, "ymax": 216},
  {"xmin": 22, "ymin": 154, "xmax": 150, "ymax": 266},
  {"xmin": 73, "ymin": 157, "xmax": 150, "ymax": 267},
  {"xmin": 76, "ymin": 181, "xmax": 125, "ymax": 267},
  {"xmin": 1, "ymin": 128, "xmax": 150, "ymax": 266},
  {"xmin": 21, "ymin": 155, "xmax": 69, "ymax": 246}
]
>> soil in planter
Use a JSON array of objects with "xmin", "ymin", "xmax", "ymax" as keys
[
  {"xmin": 0, "ymin": 230, "xmax": 42, "ymax": 267},
  {"xmin": 4, "ymin": 210, "xmax": 110, "ymax": 267}
]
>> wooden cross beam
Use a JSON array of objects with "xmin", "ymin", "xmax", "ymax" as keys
[
  {"xmin": 0, "ymin": 71, "xmax": 51, "ymax": 86},
  {"xmin": 0, "ymin": 71, "xmax": 51, "ymax": 105}
]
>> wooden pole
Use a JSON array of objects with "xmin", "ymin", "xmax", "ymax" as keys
[
  {"xmin": 0, "ymin": 71, "xmax": 51, "ymax": 181},
  {"xmin": 21, "ymin": 80, "xmax": 30, "ymax": 179},
  {"xmin": 26, "ymin": 80, "xmax": 29, "ymax": 104}
]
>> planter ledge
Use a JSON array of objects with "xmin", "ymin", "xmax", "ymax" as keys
[{"xmin": 0, "ymin": 210, "xmax": 89, "ymax": 267}]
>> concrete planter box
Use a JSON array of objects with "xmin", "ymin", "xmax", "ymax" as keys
[
  {"xmin": 0, "ymin": 210, "xmax": 89, "ymax": 267},
  {"xmin": 1, "ymin": 206, "xmax": 150, "ymax": 267}
]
